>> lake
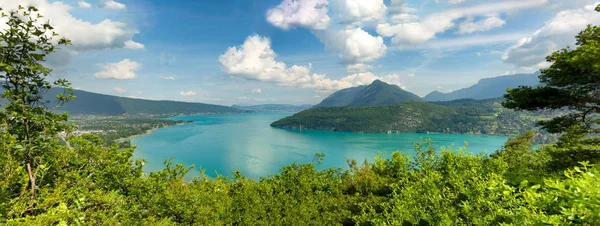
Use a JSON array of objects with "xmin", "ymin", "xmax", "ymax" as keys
[{"xmin": 132, "ymin": 112, "xmax": 509, "ymax": 178}]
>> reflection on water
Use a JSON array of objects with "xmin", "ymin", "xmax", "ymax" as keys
[{"xmin": 132, "ymin": 113, "xmax": 508, "ymax": 179}]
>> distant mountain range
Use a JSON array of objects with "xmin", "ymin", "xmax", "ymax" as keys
[
  {"xmin": 423, "ymin": 73, "xmax": 540, "ymax": 102},
  {"xmin": 1, "ymin": 86, "xmax": 243, "ymax": 116},
  {"xmin": 314, "ymin": 80, "xmax": 423, "ymax": 108},
  {"xmin": 232, "ymin": 104, "xmax": 312, "ymax": 112}
]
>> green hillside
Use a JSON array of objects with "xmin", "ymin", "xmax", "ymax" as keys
[
  {"xmin": 272, "ymin": 99, "xmax": 542, "ymax": 136},
  {"xmin": 314, "ymin": 80, "xmax": 423, "ymax": 107},
  {"xmin": 48, "ymin": 88, "xmax": 243, "ymax": 115}
]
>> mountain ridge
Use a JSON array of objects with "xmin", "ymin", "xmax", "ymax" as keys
[
  {"xmin": 423, "ymin": 73, "xmax": 540, "ymax": 102},
  {"xmin": 1, "ymin": 86, "xmax": 243, "ymax": 116},
  {"xmin": 314, "ymin": 80, "xmax": 423, "ymax": 108}
]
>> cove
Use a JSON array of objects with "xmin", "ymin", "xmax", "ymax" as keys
[{"xmin": 131, "ymin": 112, "xmax": 509, "ymax": 179}]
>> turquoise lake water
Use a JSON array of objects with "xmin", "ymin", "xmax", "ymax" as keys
[{"xmin": 131, "ymin": 112, "xmax": 509, "ymax": 179}]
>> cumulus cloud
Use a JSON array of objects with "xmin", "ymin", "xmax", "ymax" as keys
[
  {"xmin": 219, "ymin": 35, "xmax": 394, "ymax": 92},
  {"xmin": 267, "ymin": 0, "xmax": 330, "ymax": 30},
  {"xmin": 377, "ymin": 0, "xmax": 547, "ymax": 47},
  {"xmin": 94, "ymin": 59, "xmax": 141, "ymax": 80},
  {"xmin": 335, "ymin": 0, "xmax": 387, "ymax": 25},
  {"xmin": 77, "ymin": 1, "xmax": 92, "ymax": 8},
  {"xmin": 390, "ymin": 13, "xmax": 419, "ymax": 24},
  {"xmin": 179, "ymin": 91, "xmax": 197, "ymax": 96},
  {"xmin": 316, "ymin": 28, "xmax": 387, "ymax": 64},
  {"xmin": 503, "ymin": 3, "xmax": 600, "ymax": 69},
  {"xmin": 0, "ymin": 0, "xmax": 141, "ymax": 52},
  {"xmin": 160, "ymin": 76, "xmax": 175, "ymax": 80},
  {"xmin": 389, "ymin": 0, "xmax": 416, "ymax": 14},
  {"xmin": 99, "ymin": 0, "xmax": 126, "ymax": 10},
  {"xmin": 114, "ymin": 87, "xmax": 126, "ymax": 93},
  {"xmin": 457, "ymin": 15, "xmax": 506, "ymax": 34},
  {"xmin": 124, "ymin": 40, "xmax": 145, "ymax": 49},
  {"xmin": 251, "ymin": 88, "xmax": 262, "ymax": 94}
]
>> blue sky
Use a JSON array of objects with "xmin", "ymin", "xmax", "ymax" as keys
[{"xmin": 1, "ymin": 0, "xmax": 599, "ymax": 105}]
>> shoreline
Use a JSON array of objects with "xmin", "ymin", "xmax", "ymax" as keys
[
  {"xmin": 115, "ymin": 122, "xmax": 189, "ymax": 142},
  {"xmin": 116, "ymin": 128, "xmax": 158, "ymax": 142}
]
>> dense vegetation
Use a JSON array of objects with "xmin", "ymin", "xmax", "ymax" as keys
[
  {"xmin": 272, "ymin": 99, "xmax": 550, "ymax": 138},
  {"xmin": 1, "ymin": 5, "xmax": 599, "ymax": 226},
  {"xmin": 314, "ymin": 80, "xmax": 423, "ymax": 108},
  {"xmin": 424, "ymin": 73, "xmax": 540, "ymax": 102}
]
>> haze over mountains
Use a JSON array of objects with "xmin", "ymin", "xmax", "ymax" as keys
[
  {"xmin": 423, "ymin": 73, "xmax": 540, "ymax": 102},
  {"xmin": 314, "ymin": 80, "xmax": 423, "ymax": 108}
]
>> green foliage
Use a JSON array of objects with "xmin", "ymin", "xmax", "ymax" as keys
[
  {"xmin": 493, "ymin": 131, "xmax": 551, "ymax": 185},
  {"xmin": 503, "ymin": 9, "xmax": 600, "ymax": 134},
  {"xmin": 0, "ymin": 5, "xmax": 72, "ymax": 214},
  {"xmin": 2, "ymin": 5, "xmax": 600, "ymax": 226}
]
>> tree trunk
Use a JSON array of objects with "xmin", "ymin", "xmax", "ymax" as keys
[{"xmin": 26, "ymin": 160, "xmax": 35, "ymax": 215}]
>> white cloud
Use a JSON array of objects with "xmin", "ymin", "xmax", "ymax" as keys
[
  {"xmin": 503, "ymin": 3, "xmax": 600, "ymax": 69},
  {"xmin": 414, "ymin": 32, "xmax": 529, "ymax": 49},
  {"xmin": 346, "ymin": 63, "xmax": 373, "ymax": 73},
  {"xmin": 94, "ymin": 59, "xmax": 141, "ymax": 80},
  {"xmin": 124, "ymin": 40, "xmax": 145, "ymax": 49},
  {"xmin": 377, "ymin": 0, "xmax": 547, "ymax": 47},
  {"xmin": 390, "ymin": 13, "xmax": 419, "ymax": 24},
  {"xmin": 335, "ymin": 0, "xmax": 387, "ymax": 25},
  {"xmin": 100, "ymin": 0, "xmax": 126, "ymax": 10},
  {"xmin": 0, "ymin": 0, "xmax": 141, "ymax": 52},
  {"xmin": 77, "ymin": 1, "xmax": 91, "ymax": 8},
  {"xmin": 457, "ymin": 15, "xmax": 506, "ymax": 34},
  {"xmin": 407, "ymin": 73, "xmax": 416, "ymax": 78},
  {"xmin": 114, "ymin": 87, "xmax": 126, "ymax": 93},
  {"xmin": 179, "ymin": 91, "xmax": 197, "ymax": 96},
  {"xmin": 389, "ymin": 0, "xmax": 416, "ymax": 14},
  {"xmin": 267, "ymin": 0, "xmax": 330, "ymax": 30},
  {"xmin": 160, "ymin": 75, "xmax": 176, "ymax": 80},
  {"xmin": 447, "ymin": 0, "xmax": 466, "ymax": 4},
  {"xmin": 219, "ymin": 35, "xmax": 393, "ymax": 92},
  {"xmin": 251, "ymin": 88, "xmax": 262, "ymax": 94},
  {"xmin": 316, "ymin": 28, "xmax": 387, "ymax": 63}
]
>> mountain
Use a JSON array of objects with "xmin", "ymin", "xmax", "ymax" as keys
[
  {"xmin": 314, "ymin": 80, "xmax": 423, "ymax": 108},
  {"xmin": 232, "ymin": 104, "xmax": 312, "ymax": 112},
  {"xmin": 423, "ymin": 73, "xmax": 541, "ymax": 102},
  {"xmin": 271, "ymin": 99, "xmax": 543, "ymax": 136},
  {"xmin": 1, "ymin": 87, "xmax": 243, "ymax": 115}
]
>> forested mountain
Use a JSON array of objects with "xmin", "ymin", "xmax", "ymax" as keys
[
  {"xmin": 1, "ymin": 87, "xmax": 242, "ymax": 115},
  {"xmin": 272, "ymin": 98, "xmax": 546, "ymax": 136},
  {"xmin": 55, "ymin": 89, "xmax": 242, "ymax": 115},
  {"xmin": 423, "ymin": 73, "xmax": 540, "ymax": 101},
  {"xmin": 232, "ymin": 104, "xmax": 312, "ymax": 112},
  {"xmin": 314, "ymin": 80, "xmax": 423, "ymax": 108}
]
